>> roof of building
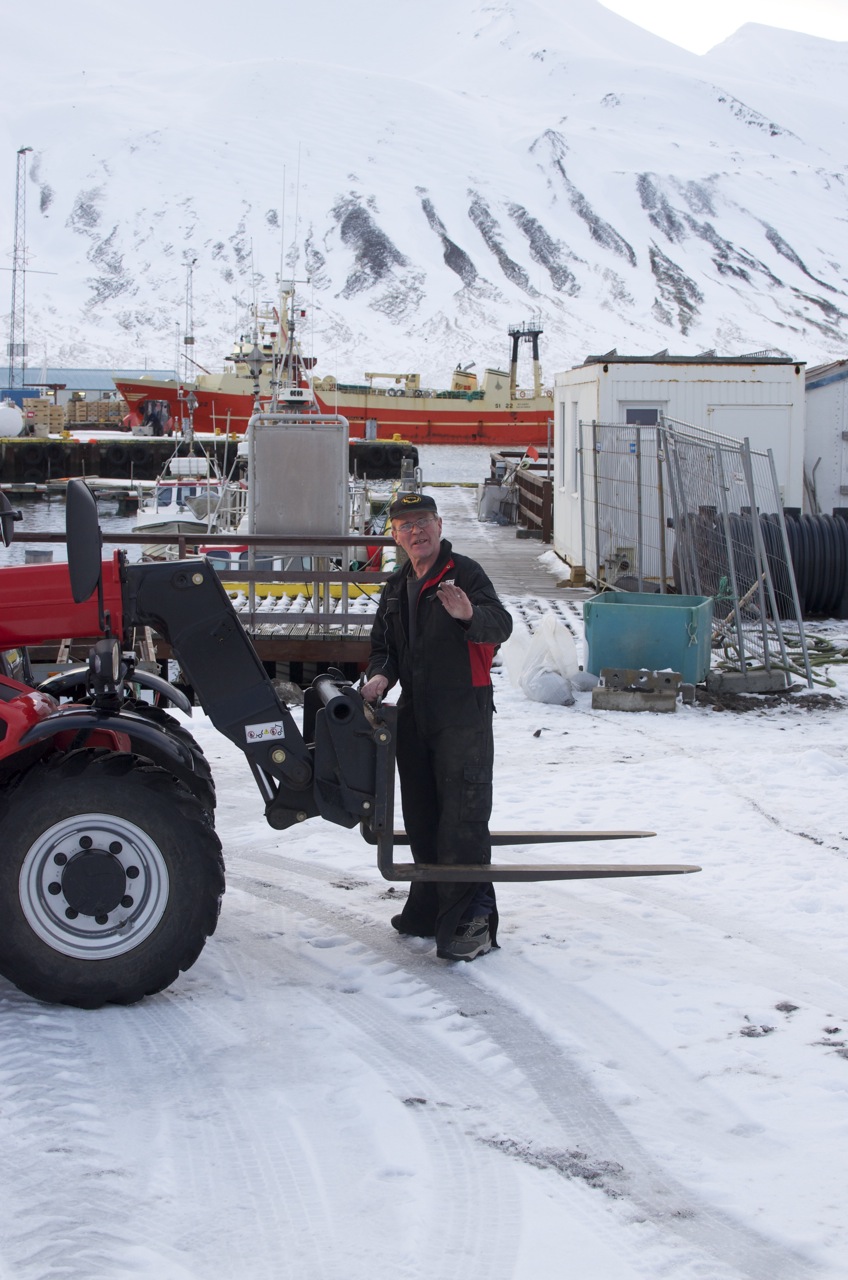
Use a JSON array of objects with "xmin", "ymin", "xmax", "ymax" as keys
[
  {"xmin": 580, "ymin": 349, "xmax": 801, "ymax": 367},
  {"xmin": 20, "ymin": 368, "xmax": 177, "ymax": 391},
  {"xmin": 805, "ymin": 359, "xmax": 848, "ymax": 391}
]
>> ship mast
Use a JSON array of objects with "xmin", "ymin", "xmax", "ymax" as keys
[
  {"xmin": 183, "ymin": 257, "xmax": 196, "ymax": 382},
  {"xmin": 179, "ymin": 258, "xmax": 198, "ymax": 438},
  {"xmin": 508, "ymin": 320, "xmax": 543, "ymax": 400}
]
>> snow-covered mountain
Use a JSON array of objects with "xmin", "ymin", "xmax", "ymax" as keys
[{"xmin": 3, "ymin": 0, "xmax": 847, "ymax": 385}]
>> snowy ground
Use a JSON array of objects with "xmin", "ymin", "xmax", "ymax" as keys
[{"xmin": 2, "ymin": 566, "xmax": 848, "ymax": 1278}]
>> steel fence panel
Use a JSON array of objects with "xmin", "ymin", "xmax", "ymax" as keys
[{"xmin": 577, "ymin": 417, "xmax": 812, "ymax": 687}]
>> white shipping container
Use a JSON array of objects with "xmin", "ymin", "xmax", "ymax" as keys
[
  {"xmin": 552, "ymin": 355, "xmax": 806, "ymax": 568},
  {"xmin": 804, "ymin": 361, "xmax": 848, "ymax": 516}
]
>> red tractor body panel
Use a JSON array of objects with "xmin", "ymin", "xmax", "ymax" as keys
[
  {"xmin": 0, "ymin": 681, "xmax": 131, "ymax": 762},
  {"xmin": 0, "ymin": 684, "xmax": 59, "ymax": 743},
  {"xmin": 0, "ymin": 552, "xmax": 123, "ymax": 649}
]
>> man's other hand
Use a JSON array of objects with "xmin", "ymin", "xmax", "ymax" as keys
[{"xmin": 361, "ymin": 674, "xmax": 390, "ymax": 702}]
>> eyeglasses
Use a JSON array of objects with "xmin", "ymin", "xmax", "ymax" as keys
[{"xmin": 394, "ymin": 515, "xmax": 436, "ymax": 535}]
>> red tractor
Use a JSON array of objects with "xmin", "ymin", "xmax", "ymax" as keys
[{"xmin": 0, "ymin": 483, "xmax": 697, "ymax": 1008}]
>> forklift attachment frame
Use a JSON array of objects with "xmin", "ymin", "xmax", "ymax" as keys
[{"xmin": 359, "ymin": 703, "xmax": 701, "ymax": 883}]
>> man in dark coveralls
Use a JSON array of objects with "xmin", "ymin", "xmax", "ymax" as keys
[{"xmin": 360, "ymin": 492, "xmax": 513, "ymax": 961}]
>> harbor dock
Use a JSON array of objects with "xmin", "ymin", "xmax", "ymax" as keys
[{"xmin": 10, "ymin": 480, "xmax": 582, "ymax": 685}]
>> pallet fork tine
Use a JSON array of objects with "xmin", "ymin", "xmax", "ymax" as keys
[{"xmin": 361, "ymin": 703, "xmax": 701, "ymax": 882}]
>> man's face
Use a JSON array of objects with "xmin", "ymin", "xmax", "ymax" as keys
[{"xmin": 391, "ymin": 512, "xmax": 442, "ymax": 567}]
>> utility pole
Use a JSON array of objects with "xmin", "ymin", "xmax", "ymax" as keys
[{"xmin": 7, "ymin": 146, "xmax": 33, "ymax": 390}]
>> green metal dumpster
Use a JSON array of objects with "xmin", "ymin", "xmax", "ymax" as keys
[{"xmin": 583, "ymin": 592, "xmax": 713, "ymax": 684}]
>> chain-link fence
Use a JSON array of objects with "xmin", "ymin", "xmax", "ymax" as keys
[
  {"xmin": 578, "ymin": 417, "xmax": 812, "ymax": 687},
  {"xmin": 578, "ymin": 421, "xmax": 671, "ymax": 591}
]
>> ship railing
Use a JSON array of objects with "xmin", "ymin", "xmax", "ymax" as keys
[{"xmin": 328, "ymin": 383, "xmax": 485, "ymax": 402}]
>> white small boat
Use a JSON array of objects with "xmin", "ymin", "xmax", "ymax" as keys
[{"xmin": 133, "ymin": 453, "xmax": 247, "ymax": 558}]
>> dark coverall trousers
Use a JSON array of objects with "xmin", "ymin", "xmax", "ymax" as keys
[{"xmin": 393, "ymin": 699, "xmax": 499, "ymax": 952}]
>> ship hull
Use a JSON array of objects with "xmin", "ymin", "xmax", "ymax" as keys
[
  {"xmin": 313, "ymin": 388, "xmax": 552, "ymax": 446},
  {"xmin": 113, "ymin": 377, "xmax": 553, "ymax": 446}
]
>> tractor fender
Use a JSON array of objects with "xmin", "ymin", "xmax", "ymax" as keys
[
  {"xmin": 37, "ymin": 666, "xmax": 193, "ymax": 715},
  {"xmin": 36, "ymin": 666, "xmax": 92, "ymax": 700},
  {"xmin": 127, "ymin": 669, "xmax": 193, "ymax": 714},
  {"xmin": 20, "ymin": 707, "xmax": 192, "ymax": 771}
]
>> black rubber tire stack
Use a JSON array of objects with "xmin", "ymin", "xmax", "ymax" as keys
[
  {"xmin": 784, "ymin": 511, "xmax": 848, "ymax": 619},
  {"xmin": 671, "ymin": 508, "xmax": 848, "ymax": 621},
  {"xmin": 18, "ymin": 441, "xmax": 47, "ymax": 484},
  {"xmin": 349, "ymin": 440, "xmax": 418, "ymax": 479}
]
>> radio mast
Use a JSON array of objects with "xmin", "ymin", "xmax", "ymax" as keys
[{"xmin": 7, "ymin": 146, "xmax": 32, "ymax": 389}]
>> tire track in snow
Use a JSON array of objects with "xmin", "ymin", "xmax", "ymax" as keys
[
  {"xmin": 179, "ymin": 893, "xmax": 525, "ymax": 1280},
  {"xmin": 103, "ymin": 996, "xmax": 344, "ymax": 1280},
  {"xmin": 218, "ymin": 883, "xmax": 662, "ymax": 1280},
  {"xmin": 230, "ymin": 854, "xmax": 821, "ymax": 1280},
  {"xmin": 0, "ymin": 989, "xmax": 167, "ymax": 1280},
  {"xmin": 35, "ymin": 896, "xmax": 523, "ymax": 1280}
]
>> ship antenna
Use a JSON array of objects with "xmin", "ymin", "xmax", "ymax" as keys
[
  {"xmin": 279, "ymin": 164, "xmax": 286, "ymax": 290},
  {"xmin": 183, "ymin": 257, "xmax": 196, "ymax": 383},
  {"xmin": 292, "ymin": 144, "xmax": 302, "ymax": 287},
  {"xmin": 250, "ymin": 241, "xmax": 258, "ymax": 334}
]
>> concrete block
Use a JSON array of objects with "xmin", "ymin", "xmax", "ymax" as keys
[
  {"xmin": 592, "ymin": 666, "xmax": 681, "ymax": 712},
  {"xmin": 706, "ymin": 669, "xmax": 790, "ymax": 694},
  {"xmin": 592, "ymin": 686, "xmax": 678, "ymax": 713}
]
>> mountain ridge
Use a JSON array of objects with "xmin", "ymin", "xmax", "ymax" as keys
[{"xmin": 3, "ymin": 0, "xmax": 847, "ymax": 386}]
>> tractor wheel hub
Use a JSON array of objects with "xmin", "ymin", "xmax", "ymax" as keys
[{"xmin": 61, "ymin": 848, "xmax": 127, "ymax": 916}]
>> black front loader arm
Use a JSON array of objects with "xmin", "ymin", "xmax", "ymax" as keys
[{"xmin": 124, "ymin": 560, "xmax": 318, "ymax": 829}]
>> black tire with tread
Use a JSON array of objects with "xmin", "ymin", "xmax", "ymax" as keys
[
  {"xmin": 0, "ymin": 750, "xmax": 225, "ymax": 1008},
  {"xmin": 124, "ymin": 702, "xmax": 217, "ymax": 812},
  {"xmin": 30, "ymin": 691, "xmax": 218, "ymax": 814}
]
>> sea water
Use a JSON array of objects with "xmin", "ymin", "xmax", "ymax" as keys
[
  {"xmin": 0, "ymin": 495, "xmax": 144, "ymax": 568},
  {"xmin": 0, "ymin": 445, "xmax": 496, "ymax": 568}
]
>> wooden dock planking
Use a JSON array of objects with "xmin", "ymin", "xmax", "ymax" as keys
[{"xmin": 429, "ymin": 484, "xmax": 569, "ymax": 601}]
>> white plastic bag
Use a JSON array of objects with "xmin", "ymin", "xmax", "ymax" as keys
[{"xmin": 512, "ymin": 614, "xmax": 579, "ymax": 706}]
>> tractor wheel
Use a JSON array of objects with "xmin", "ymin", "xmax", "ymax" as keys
[{"xmin": 0, "ymin": 750, "xmax": 225, "ymax": 1008}]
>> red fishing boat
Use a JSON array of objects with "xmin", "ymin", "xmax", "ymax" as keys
[{"xmin": 114, "ymin": 300, "xmax": 553, "ymax": 446}]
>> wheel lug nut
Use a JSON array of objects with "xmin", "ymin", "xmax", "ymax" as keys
[
  {"xmin": 126, "ymin": 866, "xmax": 140, "ymax": 879},
  {"xmin": 109, "ymin": 842, "xmax": 122, "ymax": 855},
  {"xmin": 95, "ymin": 914, "xmax": 109, "ymax": 925},
  {"xmin": 120, "ymin": 896, "xmax": 133, "ymax": 909},
  {"xmin": 53, "ymin": 852, "xmax": 67, "ymax": 866},
  {"xmin": 65, "ymin": 908, "xmax": 78, "ymax": 920},
  {"xmin": 48, "ymin": 882, "xmax": 62, "ymax": 896},
  {"xmin": 79, "ymin": 836, "xmax": 93, "ymax": 850}
]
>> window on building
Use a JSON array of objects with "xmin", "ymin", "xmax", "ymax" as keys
[
  {"xmin": 571, "ymin": 402, "xmax": 579, "ymax": 492},
  {"xmin": 558, "ymin": 400, "xmax": 567, "ymax": 488},
  {"xmin": 624, "ymin": 407, "xmax": 660, "ymax": 426}
]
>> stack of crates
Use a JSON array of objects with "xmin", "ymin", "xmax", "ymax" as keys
[
  {"xmin": 65, "ymin": 399, "xmax": 128, "ymax": 425},
  {"xmin": 91, "ymin": 401, "xmax": 125, "ymax": 424},
  {"xmin": 65, "ymin": 400, "xmax": 91, "ymax": 425},
  {"xmin": 23, "ymin": 401, "xmax": 66, "ymax": 433}
]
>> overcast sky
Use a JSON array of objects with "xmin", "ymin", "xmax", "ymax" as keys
[{"xmin": 600, "ymin": 0, "xmax": 848, "ymax": 53}]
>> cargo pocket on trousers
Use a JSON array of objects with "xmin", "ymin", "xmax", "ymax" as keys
[{"xmin": 460, "ymin": 765, "xmax": 493, "ymax": 824}]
